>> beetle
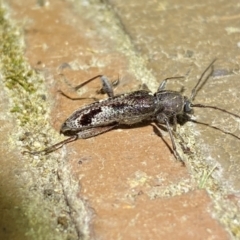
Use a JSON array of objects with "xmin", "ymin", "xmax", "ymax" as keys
[{"xmin": 24, "ymin": 59, "xmax": 240, "ymax": 161}]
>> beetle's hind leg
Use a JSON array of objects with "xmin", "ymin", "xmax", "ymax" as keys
[
  {"xmin": 24, "ymin": 124, "xmax": 118, "ymax": 155},
  {"xmin": 74, "ymin": 75, "xmax": 119, "ymax": 98},
  {"xmin": 23, "ymin": 135, "xmax": 78, "ymax": 155}
]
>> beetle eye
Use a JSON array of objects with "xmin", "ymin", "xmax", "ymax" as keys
[{"xmin": 184, "ymin": 101, "xmax": 192, "ymax": 113}]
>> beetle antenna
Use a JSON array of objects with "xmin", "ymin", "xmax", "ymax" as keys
[
  {"xmin": 191, "ymin": 103, "xmax": 240, "ymax": 119},
  {"xmin": 190, "ymin": 59, "xmax": 217, "ymax": 101},
  {"xmin": 189, "ymin": 118, "xmax": 240, "ymax": 140}
]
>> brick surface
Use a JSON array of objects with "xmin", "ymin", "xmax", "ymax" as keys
[{"xmin": 1, "ymin": 0, "xmax": 240, "ymax": 239}]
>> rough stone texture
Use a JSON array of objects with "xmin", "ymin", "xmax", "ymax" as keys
[{"xmin": 0, "ymin": 0, "xmax": 240, "ymax": 239}]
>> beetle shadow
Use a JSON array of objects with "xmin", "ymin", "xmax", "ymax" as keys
[
  {"xmin": 118, "ymin": 121, "xmax": 174, "ymax": 154},
  {"xmin": 151, "ymin": 124, "xmax": 173, "ymax": 154},
  {"xmin": 118, "ymin": 112, "xmax": 234, "ymax": 157}
]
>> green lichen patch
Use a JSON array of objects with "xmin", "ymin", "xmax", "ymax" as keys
[
  {"xmin": 0, "ymin": 9, "xmax": 36, "ymax": 93},
  {"xmin": 0, "ymin": 5, "xmax": 78, "ymax": 240},
  {"xmin": 0, "ymin": 8, "xmax": 45, "ymax": 129}
]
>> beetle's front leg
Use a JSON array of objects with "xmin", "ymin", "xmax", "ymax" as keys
[
  {"xmin": 158, "ymin": 76, "xmax": 184, "ymax": 91},
  {"xmin": 155, "ymin": 113, "xmax": 183, "ymax": 163}
]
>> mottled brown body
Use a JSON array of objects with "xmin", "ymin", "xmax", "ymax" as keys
[
  {"xmin": 25, "ymin": 60, "xmax": 240, "ymax": 158},
  {"xmin": 60, "ymin": 89, "xmax": 188, "ymax": 139}
]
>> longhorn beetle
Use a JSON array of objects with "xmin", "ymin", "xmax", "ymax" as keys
[{"xmin": 24, "ymin": 59, "xmax": 240, "ymax": 161}]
